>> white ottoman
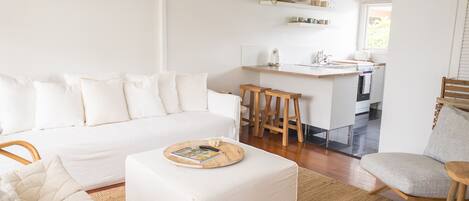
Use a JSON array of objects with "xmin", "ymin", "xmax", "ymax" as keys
[{"xmin": 125, "ymin": 139, "xmax": 298, "ymax": 201}]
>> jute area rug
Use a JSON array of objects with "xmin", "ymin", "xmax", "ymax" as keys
[{"xmin": 90, "ymin": 167, "xmax": 390, "ymax": 201}]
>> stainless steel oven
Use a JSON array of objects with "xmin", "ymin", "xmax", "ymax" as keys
[
  {"xmin": 357, "ymin": 70, "xmax": 372, "ymax": 101},
  {"xmin": 356, "ymin": 65, "xmax": 373, "ymax": 114}
]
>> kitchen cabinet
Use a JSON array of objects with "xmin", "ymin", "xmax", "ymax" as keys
[
  {"xmin": 370, "ymin": 65, "xmax": 385, "ymax": 104},
  {"xmin": 243, "ymin": 65, "xmax": 359, "ymax": 131}
]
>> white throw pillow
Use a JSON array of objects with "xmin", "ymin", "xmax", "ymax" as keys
[
  {"xmin": 34, "ymin": 82, "xmax": 85, "ymax": 130},
  {"xmin": 0, "ymin": 183, "xmax": 19, "ymax": 201},
  {"xmin": 157, "ymin": 72, "xmax": 182, "ymax": 113},
  {"xmin": 81, "ymin": 79, "xmax": 130, "ymax": 126},
  {"xmin": 176, "ymin": 73, "xmax": 208, "ymax": 111},
  {"xmin": 0, "ymin": 74, "xmax": 35, "ymax": 134},
  {"xmin": 424, "ymin": 106, "xmax": 469, "ymax": 162},
  {"xmin": 1, "ymin": 157, "xmax": 92, "ymax": 201},
  {"xmin": 124, "ymin": 75, "xmax": 167, "ymax": 119}
]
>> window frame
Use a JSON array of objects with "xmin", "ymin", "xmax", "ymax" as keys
[
  {"xmin": 357, "ymin": 2, "xmax": 393, "ymax": 51},
  {"xmin": 449, "ymin": 0, "xmax": 469, "ymax": 78}
]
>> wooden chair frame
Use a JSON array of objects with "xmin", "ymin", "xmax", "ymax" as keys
[
  {"xmin": 368, "ymin": 77, "xmax": 469, "ymax": 201},
  {"xmin": 434, "ymin": 77, "xmax": 469, "ymax": 128},
  {"xmin": 0, "ymin": 140, "xmax": 41, "ymax": 165}
]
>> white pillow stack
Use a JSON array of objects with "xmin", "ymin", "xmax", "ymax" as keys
[
  {"xmin": 125, "ymin": 75, "xmax": 167, "ymax": 119},
  {"xmin": 81, "ymin": 79, "xmax": 130, "ymax": 126},
  {"xmin": 0, "ymin": 75, "xmax": 35, "ymax": 134},
  {"xmin": 0, "ymin": 72, "xmax": 209, "ymax": 135},
  {"xmin": 34, "ymin": 82, "xmax": 84, "ymax": 130}
]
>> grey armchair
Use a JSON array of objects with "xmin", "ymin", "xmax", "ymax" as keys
[{"xmin": 361, "ymin": 78, "xmax": 469, "ymax": 201}]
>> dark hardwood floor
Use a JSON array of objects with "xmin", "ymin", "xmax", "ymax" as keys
[{"xmin": 239, "ymin": 126, "xmax": 383, "ymax": 192}]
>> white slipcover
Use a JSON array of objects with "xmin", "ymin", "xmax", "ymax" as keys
[
  {"xmin": 126, "ymin": 138, "xmax": 298, "ymax": 201},
  {"xmin": 0, "ymin": 90, "xmax": 240, "ymax": 190}
]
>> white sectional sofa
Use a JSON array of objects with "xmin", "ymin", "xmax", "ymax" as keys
[{"xmin": 0, "ymin": 90, "xmax": 240, "ymax": 190}]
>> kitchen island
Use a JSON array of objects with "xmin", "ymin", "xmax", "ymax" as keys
[{"xmin": 243, "ymin": 64, "xmax": 360, "ymax": 145}]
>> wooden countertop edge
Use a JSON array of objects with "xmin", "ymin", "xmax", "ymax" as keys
[
  {"xmin": 373, "ymin": 64, "xmax": 386, "ymax": 69},
  {"xmin": 242, "ymin": 66, "xmax": 359, "ymax": 78}
]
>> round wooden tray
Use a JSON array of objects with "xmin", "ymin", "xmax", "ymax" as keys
[{"xmin": 163, "ymin": 140, "xmax": 245, "ymax": 169}]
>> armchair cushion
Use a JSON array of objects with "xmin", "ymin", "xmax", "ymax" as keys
[
  {"xmin": 424, "ymin": 106, "xmax": 469, "ymax": 163},
  {"xmin": 361, "ymin": 153, "xmax": 466, "ymax": 198},
  {"xmin": 0, "ymin": 157, "xmax": 92, "ymax": 201}
]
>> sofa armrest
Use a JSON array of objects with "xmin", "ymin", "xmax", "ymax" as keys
[{"xmin": 207, "ymin": 90, "xmax": 241, "ymax": 141}]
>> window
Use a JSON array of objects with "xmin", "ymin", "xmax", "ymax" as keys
[
  {"xmin": 359, "ymin": 3, "xmax": 392, "ymax": 50},
  {"xmin": 449, "ymin": 0, "xmax": 469, "ymax": 80}
]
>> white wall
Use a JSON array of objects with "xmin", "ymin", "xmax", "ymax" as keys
[
  {"xmin": 0, "ymin": 0, "xmax": 163, "ymax": 79},
  {"xmin": 166, "ymin": 0, "xmax": 360, "ymax": 93},
  {"xmin": 379, "ymin": 0, "xmax": 459, "ymax": 153}
]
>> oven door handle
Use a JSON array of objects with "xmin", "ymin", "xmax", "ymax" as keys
[{"xmin": 359, "ymin": 71, "xmax": 373, "ymax": 76}]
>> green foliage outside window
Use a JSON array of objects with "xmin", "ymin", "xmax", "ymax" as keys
[{"xmin": 366, "ymin": 16, "xmax": 391, "ymax": 49}]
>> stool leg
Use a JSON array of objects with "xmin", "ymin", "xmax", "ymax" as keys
[
  {"xmin": 239, "ymin": 88, "xmax": 247, "ymax": 124},
  {"xmin": 325, "ymin": 131, "xmax": 330, "ymax": 148},
  {"xmin": 253, "ymin": 92, "xmax": 261, "ymax": 137},
  {"xmin": 248, "ymin": 91, "xmax": 254, "ymax": 127},
  {"xmin": 240, "ymin": 88, "xmax": 246, "ymax": 106},
  {"xmin": 260, "ymin": 94, "xmax": 272, "ymax": 138},
  {"xmin": 272, "ymin": 97, "xmax": 281, "ymax": 134},
  {"xmin": 457, "ymin": 183, "xmax": 467, "ymax": 201},
  {"xmin": 282, "ymin": 99, "xmax": 290, "ymax": 147},
  {"xmin": 347, "ymin": 125, "xmax": 354, "ymax": 146},
  {"xmin": 448, "ymin": 180, "xmax": 459, "ymax": 201},
  {"xmin": 294, "ymin": 98, "xmax": 304, "ymax": 143}
]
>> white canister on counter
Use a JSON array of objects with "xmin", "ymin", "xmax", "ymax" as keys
[
  {"xmin": 268, "ymin": 48, "xmax": 280, "ymax": 67},
  {"xmin": 354, "ymin": 50, "xmax": 371, "ymax": 61}
]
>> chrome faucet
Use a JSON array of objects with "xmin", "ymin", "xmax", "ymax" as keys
[{"xmin": 313, "ymin": 50, "xmax": 332, "ymax": 65}]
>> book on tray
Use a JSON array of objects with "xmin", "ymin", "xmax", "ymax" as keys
[{"xmin": 171, "ymin": 147, "xmax": 220, "ymax": 164}]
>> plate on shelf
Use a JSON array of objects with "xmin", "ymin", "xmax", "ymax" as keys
[{"xmin": 259, "ymin": 0, "xmax": 330, "ymax": 10}]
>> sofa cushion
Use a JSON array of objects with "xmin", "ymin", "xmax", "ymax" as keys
[
  {"xmin": 424, "ymin": 106, "xmax": 469, "ymax": 163},
  {"xmin": 124, "ymin": 75, "xmax": 167, "ymax": 119},
  {"xmin": 157, "ymin": 72, "xmax": 182, "ymax": 114},
  {"xmin": 34, "ymin": 81, "xmax": 85, "ymax": 130},
  {"xmin": 361, "ymin": 153, "xmax": 469, "ymax": 198},
  {"xmin": 0, "ymin": 74, "xmax": 35, "ymax": 134},
  {"xmin": 176, "ymin": 73, "xmax": 208, "ymax": 112},
  {"xmin": 81, "ymin": 79, "xmax": 130, "ymax": 126},
  {"xmin": 0, "ymin": 157, "xmax": 92, "ymax": 201}
]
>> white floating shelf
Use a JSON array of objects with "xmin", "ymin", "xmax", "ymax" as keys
[
  {"xmin": 288, "ymin": 22, "xmax": 329, "ymax": 28},
  {"xmin": 259, "ymin": 0, "xmax": 330, "ymax": 10}
]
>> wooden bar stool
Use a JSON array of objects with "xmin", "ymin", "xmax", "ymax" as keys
[
  {"xmin": 240, "ymin": 84, "xmax": 270, "ymax": 137},
  {"xmin": 260, "ymin": 90, "xmax": 304, "ymax": 147}
]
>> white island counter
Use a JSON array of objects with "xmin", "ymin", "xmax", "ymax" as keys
[{"xmin": 243, "ymin": 64, "xmax": 360, "ymax": 145}]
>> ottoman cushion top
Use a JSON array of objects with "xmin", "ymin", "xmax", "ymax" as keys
[{"xmin": 126, "ymin": 138, "xmax": 298, "ymax": 201}]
